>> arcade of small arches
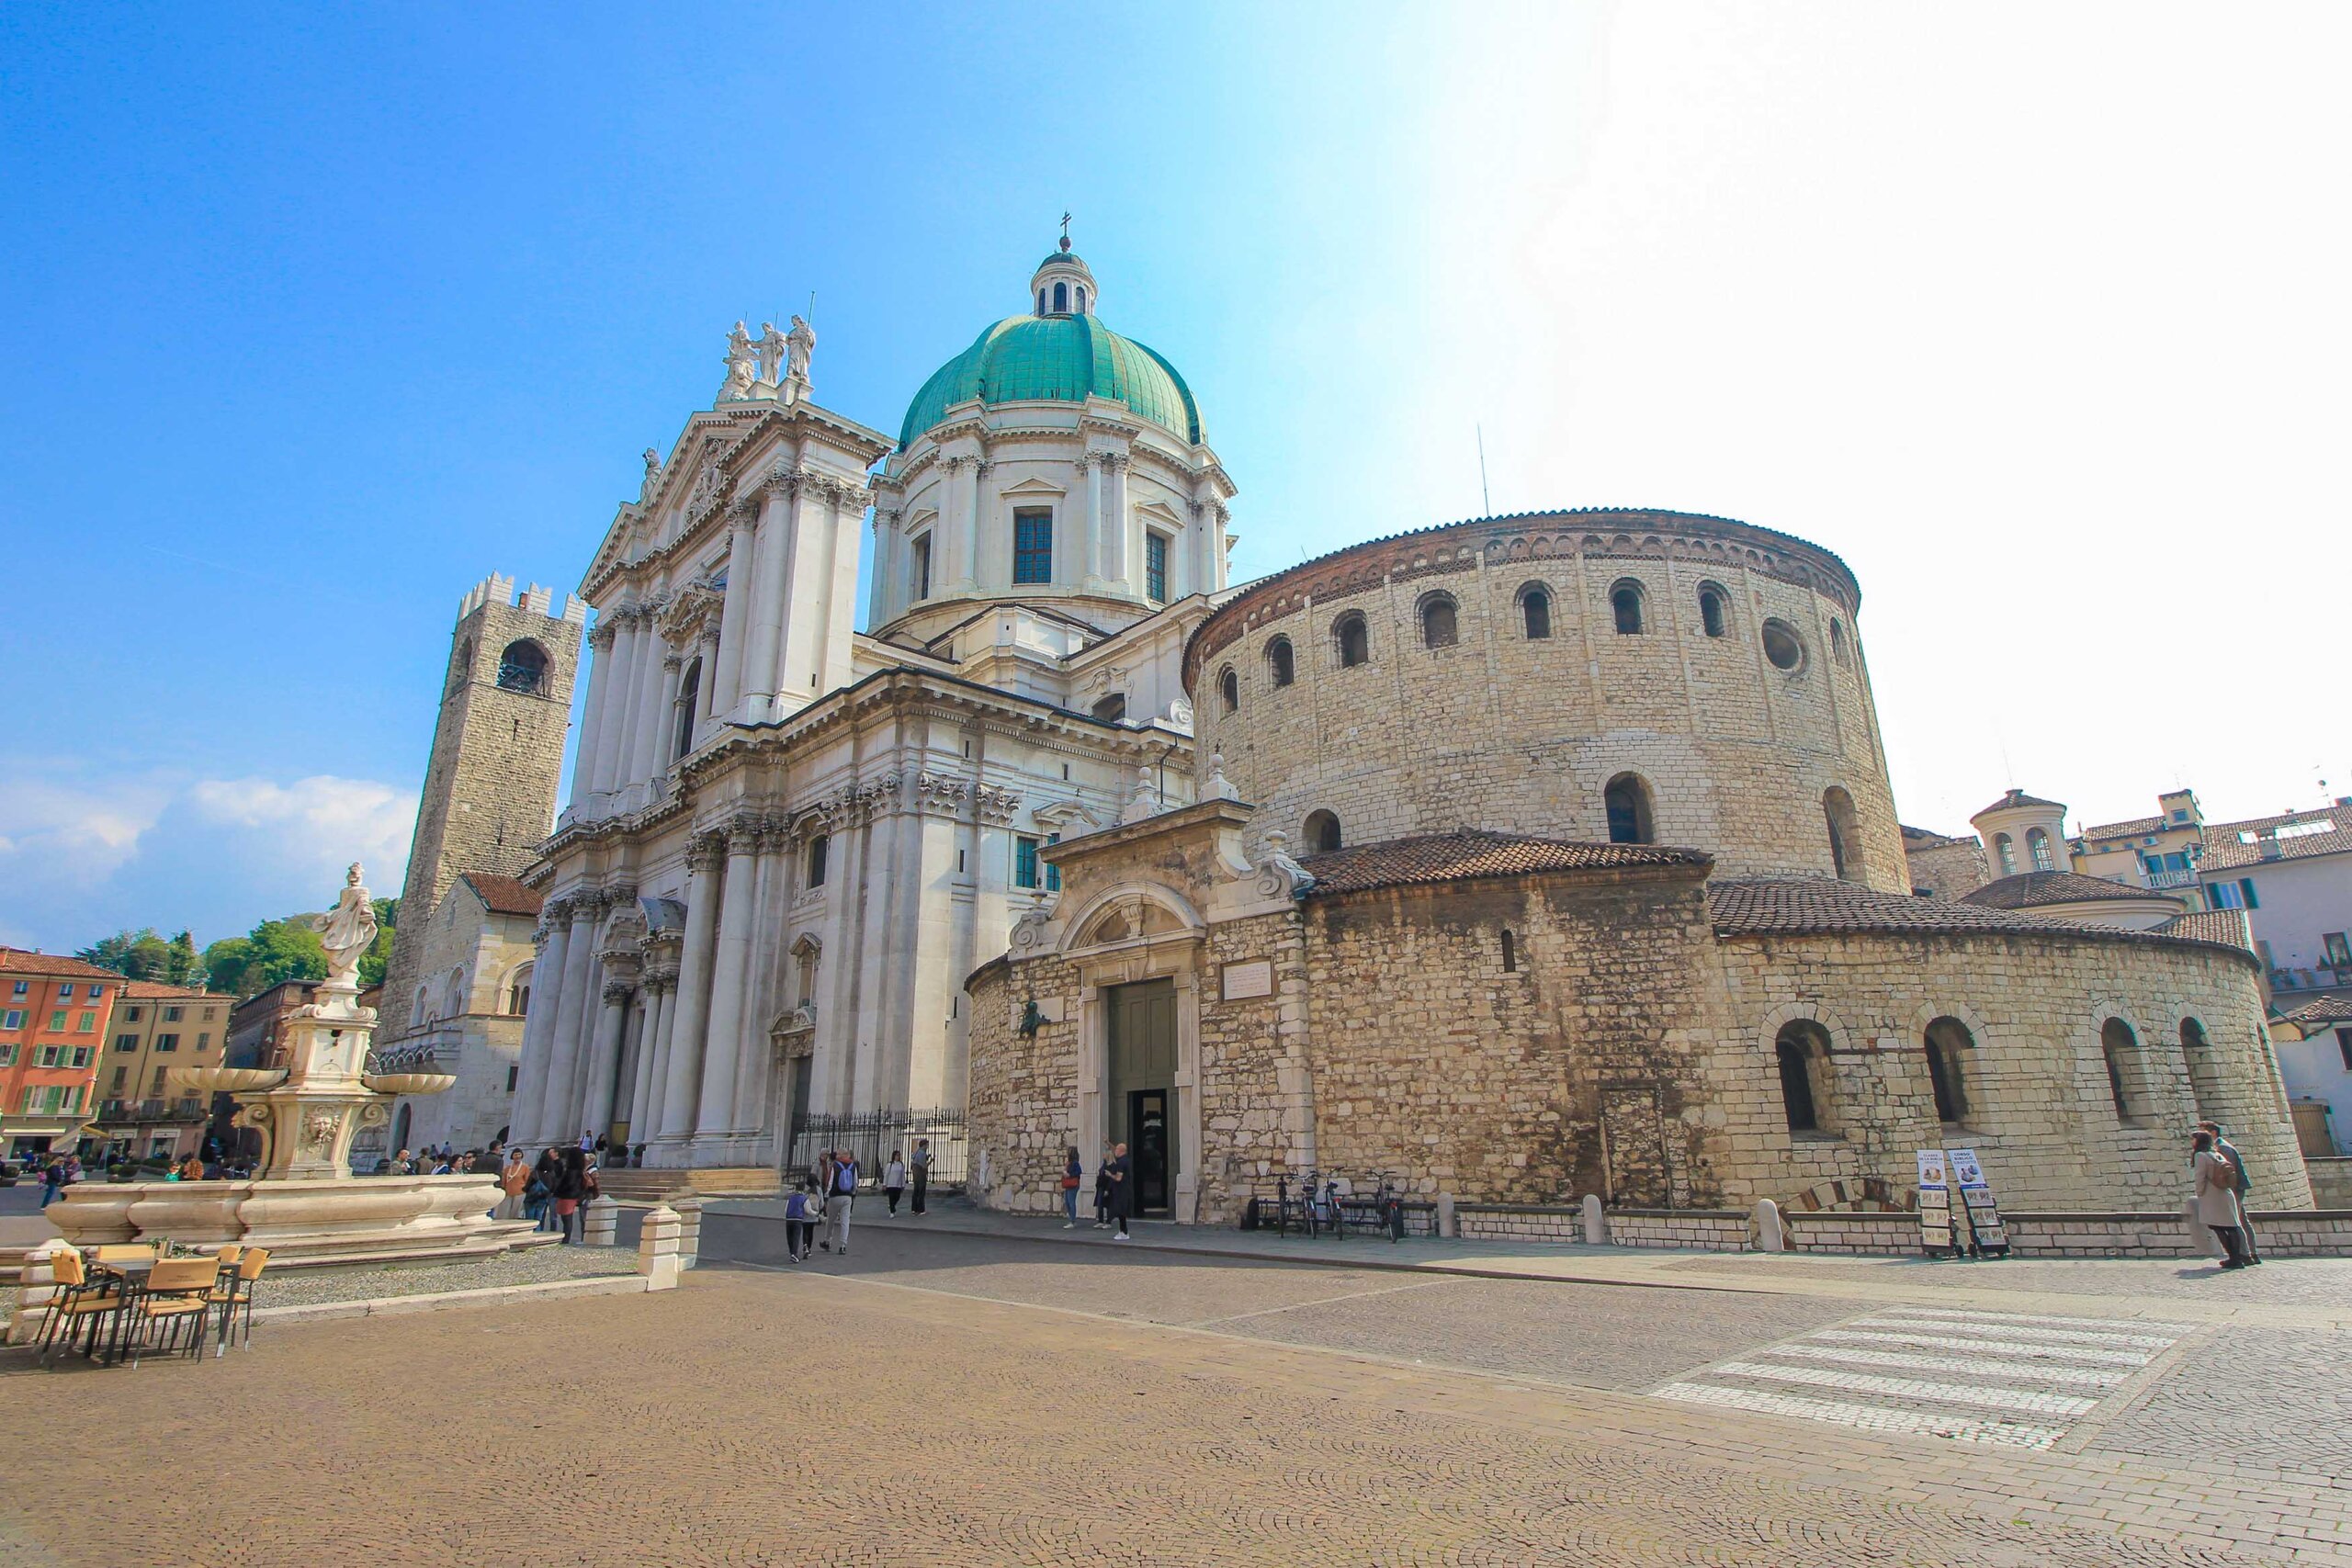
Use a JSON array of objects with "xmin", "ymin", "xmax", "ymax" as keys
[{"xmin": 408, "ymin": 961, "xmax": 535, "ymax": 1032}]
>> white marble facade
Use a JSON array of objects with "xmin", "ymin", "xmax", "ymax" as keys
[{"xmin": 511, "ymin": 247, "xmax": 1238, "ymax": 1168}]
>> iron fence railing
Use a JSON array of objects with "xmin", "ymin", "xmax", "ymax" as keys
[{"xmin": 786, "ymin": 1108, "xmax": 967, "ymax": 1189}]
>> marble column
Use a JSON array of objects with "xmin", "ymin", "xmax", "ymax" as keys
[
  {"xmin": 738, "ymin": 475, "xmax": 798, "ymax": 722},
  {"xmin": 655, "ymin": 838, "xmax": 725, "ymax": 1148},
  {"xmin": 505, "ymin": 908, "xmax": 568, "ymax": 1144},
  {"xmin": 695, "ymin": 629, "xmax": 720, "ymax": 731},
  {"xmin": 588, "ymin": 615, "xmax": 639, "ymax": 797},
  {"xmin": 534, "ymin": 896, "xmax": 603, "ymax": 1139},
  {"xmin": 1074, "ymin": 454, "xmax": 1098, "ymax": 584},
  {"xmin": 1102, "ymin": 453, "xmax": 1132, "ymax": 587},
  {"xmin": 610, "ymin": 618, "xmax": 657, "ymax": 797},
  {"xmin": 941, "ymin": 456, "xmax": 975, "ymax": 591},
  {"xmin": 628, "ymin": 976, "xmax": 673, "ymax": 1145},
  {"xmin": 693, "ymin": 824, "xmax": 762, "ymax": 1153},
  {"xmin": 870, "ymin": 507, "xmax": 900, "ymax": 624},
  {"xmin": 971, "ymin": 461, "xmax": 1000, "ymax": 591},
  {"xmin": 707, "ymin": 502, "xmax": 758, "ymax": 724},
  {"xmin": 569, "ymin": 628, "xmax": 616, "ymax": 809},
  {"xmin": 636, "ymin": 649, "xmax": 682, "ymax": 783},
  {"xmin": 582, "ymin": 979, "xmax": 634, "ymax": 1140}
]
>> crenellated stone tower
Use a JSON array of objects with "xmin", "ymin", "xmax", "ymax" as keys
[{"xmin": 380, "ymin": 574, "xmax": 585, "ymax": 1040}]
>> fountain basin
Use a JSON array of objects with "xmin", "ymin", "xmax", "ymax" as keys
[
  {"xmin": 170, "ymin": 1066, "xmax": 288, "ymax": 1093},
  {"xmin": 361, "ymin": 1072, "xmax": 458, "ymax": 1096},
  {"xmin": 48, "ymin": 1175, "xmax": 536, "ymax": 1265}
]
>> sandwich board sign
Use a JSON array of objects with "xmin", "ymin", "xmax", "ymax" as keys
[
  {"xmin": 1946, "ymin": 1146, "xmax": 2009, "ymax": 1257},
  {"xmin": 1916, "ymin": 1148, "xmax": 1956, "ymax": 1256}
]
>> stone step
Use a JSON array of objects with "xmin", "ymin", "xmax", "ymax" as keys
[{"xmin": 598, "ymin": 1167, "xmax": 780, "ymax": 1202}]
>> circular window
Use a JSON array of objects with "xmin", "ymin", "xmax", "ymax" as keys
[{"xmin": 1761, "ymin": 619, "xmax": 1804, "ymax": 671}]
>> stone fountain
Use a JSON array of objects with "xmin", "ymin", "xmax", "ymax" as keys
[{"xmin": 48, "ymin": 865, "xmax": 540, "ymax": 1265}]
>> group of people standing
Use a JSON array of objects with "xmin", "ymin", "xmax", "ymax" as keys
[
  {"xmin": 492, "ymin": 1145, "xmax": 601, "ymax": 1242},
  {"xmin": 2191, "ymin": 1120, "xmax": 2266, "ymax": 1269},
  {"xmin": 777, "ymin": 1140, "xmax": 933, "ymax": 1263},
  {"xmin": 1061, "ymin": 1142, "xmax": 1133, "ymax": 1237}
]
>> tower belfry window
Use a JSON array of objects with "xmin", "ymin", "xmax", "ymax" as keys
[
  {"xmin": 496, "ymin": 639, "xmax": 548, "ymax": 694},
  {"xmin": 1053, "ymin": 280, "xmax": 1069, "ymax": 313}
]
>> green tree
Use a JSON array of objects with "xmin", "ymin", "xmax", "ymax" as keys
[
  {"xmin": 200, "ymin": 917, "xmax": 328, "ymax": 999},
  {"xmin": 359, "ymin": 897, "xmax": 398, "ymax": 990},
  {"xmin": 77, "ymin": 927, "xmax": 174, "ymax": 980},
  {"xmin": 165, "ymin": 931, "xmax": 198, "ymax": 985}
]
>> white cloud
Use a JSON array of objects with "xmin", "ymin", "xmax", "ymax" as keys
[{"xmin": 186, "ymin": 774, "xmax": 415, "ymax": 888}]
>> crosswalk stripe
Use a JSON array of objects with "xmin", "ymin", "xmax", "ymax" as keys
[
  {"xmin": 1852, "ymin": 1314, "xmax": 2177, "ymax": 1349},
  {"xmin": 1811, "ymin": 1328, "xmax": 2155, "ymax": 1366},
  {"xmin": 1653, "ymin": 1381, "xmax": 2065, "ymax": 1450},
  {"xmin": 1874, "ymin": 1305, "xmax": 2195, "ymax": 1335},
  {"xmin": 1762, "ymin": 1342, "xmax": 2129, "ymax": 1387},
  {"xmin": 1706, "ymin": 1359, "xmax": 2099, "ymax": 1416}
]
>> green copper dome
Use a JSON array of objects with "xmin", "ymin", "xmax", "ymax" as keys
[{"xmin": 898, "ymin": 314, "xmax": 1202, "ymax": 449}]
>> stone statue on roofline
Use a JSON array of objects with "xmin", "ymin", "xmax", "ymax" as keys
[
  {"xmin": 720, "ymin": 321, "xmax": 756, "ymax": 400},
  {"xmin": 755, "ymin": 320, "xmax": 786, "ymax": 386},
  {"xmin": 639, "ymin": 447, "xmax": 662, "ymax": 503},
  {"xmin": 783, "ymin": 314, "xmax": 815, "ymax": 405}
]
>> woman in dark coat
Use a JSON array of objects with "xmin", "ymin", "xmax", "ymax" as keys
[
  {"xmin": 1104, "ymin": 1141, "xmax": 1133, "ymax": 1239},
  {"xmin": 553, "ymin": 1147, "xmax": 589, "ymax": 1244},
  {"xmin": 1092, "ymin": 1143, "xmax": 1114, "ymax": 1230}
]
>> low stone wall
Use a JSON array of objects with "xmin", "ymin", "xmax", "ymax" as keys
[
  {"xmin": 2305, "ymin": 1157, "xmax": 2352, "ymax": 1211},
  {"xmin": 1456, "ymin": 1202, "xmax": 1752, "ymax": 1250},
  {"xmin": 1455, "ymin": 1203, "xmax": 1584, "ymax": 1243},
  {"xmin": 2006, "ymin": 1209, "xmax": 2352, "ymax": 1258},
  {"xmin": 1784, "ymin": 1211, "xmax": 1917, "ymax": 1255}
]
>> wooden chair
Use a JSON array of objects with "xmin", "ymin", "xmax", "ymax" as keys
[
  {"xmin": 208, "ymin": 1246, "xmax": 271, "ymax": 1354},
  {"xmin": 125, "ymin": 1258, "xmax": 220, "ymax": 1367},
  {"xmin": 35, "ymin": 1249, "xmax": 124, "ymax": 1369},
  {"xmin": 91, "ymin": 1244, "xmax": 157, "ymax": 1265}
]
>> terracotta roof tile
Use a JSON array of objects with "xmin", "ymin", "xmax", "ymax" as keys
[
  {"xmin": 120, "ymin": 980, "xmax": 229, "ymax": 999},
  {"xmin": 2157, "ymin": 908, "xmax": 2256, "ymax": 953},
  {"xmin": 2197, "ymin": 811, "xmax": 2352, "ymax": 871},
  {"xmin": 2279, "ymin": 993, "xmax": 2352, "ymax": 1029},
  {"xmin": 1959, "ymin": 871, "xmax": 2165, "ymax": 910},
  {"xmin": 0, "ymin": 948, "xmax": 136, "ymax": 980},
  {"xmin": 1973, "ymin": 789, "xmax": 2065, "ymax": 816},
  {"xmin": 1300, "ymin": 830, "xmax": 1707, "ymax": 897},
  {"xmin": 1900, "ymin": 824, "xmax": 1970, "ymax": 848},
  {"xmin": 2080, "ymin": 815, "xmax": 2165, "ymax": 842},
  {"xmin": 1708, "ymin": 879, "xmax": 2250, "ymax": 959},
  {"xmin": 459, "ymin": 873, "xmax": 546, "ymax": 918}
]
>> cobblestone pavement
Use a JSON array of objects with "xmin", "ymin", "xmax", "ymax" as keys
[
  {"xmin": 8, "ymin": 1222, "xmax": 2350, "ymax": 1565},
  {"xmin": 1657, "ymin": 1251, "xmax": 2352, "ymax": 1310},
  {"xmin": 2085, "ymin": 1324, "xmax": 2352, "ymax": 1482}
]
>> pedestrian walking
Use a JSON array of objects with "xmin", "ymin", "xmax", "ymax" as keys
[
  {"xmin": 1105, "ymin": 1140, "xmax": 1133, "ymax": 1240},
  {"xmin": 910, "ymin": 1137, "xmax": 932, "ymax": 1215},
  {"xmin": 817, "ymin": 1147, "xmax": 858, "ymax": 1256},
  {"xmin": 1092, "ymin": 1143, "xmax": 1114, "ymax": 1229},
  {"xmin": 39, "ymin": 1156, "xmax": 66, "ymax": 1207},
  {"xmin": 2192, "ymin": 1130, "xmax": 2250, "ymax": 1269},
  {"xmin": 784, "ymin": 1179, "xmax": 819, "ymax": 1263},
  {"xmin": 1060, "ymin": 1146, "xmax": 1083, "ymax": 1227},
  {"xmin": 2199, "ymin": 1120, "xmax": 2263, "ymax": 1265},
  {"xmin": 883, "ymin": 1150, "xmax": 908, "ymax": 1216},
  {"xmin": 553, "ymin": 1147, "xmax": 589, "ymax": 1244}
]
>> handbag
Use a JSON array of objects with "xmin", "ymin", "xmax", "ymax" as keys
[{"xmin": 1060, "ymin": 1173, "xmax": 1080, "ymax": 1190}]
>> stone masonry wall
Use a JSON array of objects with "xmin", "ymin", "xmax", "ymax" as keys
[
  {"xmin": 1698, "ymin": 930, "xmax": 2312, "ymax": 1213},
  {"xmin": 1189, "ymin": 515, "xmax": 1906, "ymax": 891},
  {"xmin": 965, "ymin": 955, "xmax": 1080, "ymax": 1215},
  {"xmin": 1299, "ymin": 866, "xmax": 1722, "ymax": 1207}
]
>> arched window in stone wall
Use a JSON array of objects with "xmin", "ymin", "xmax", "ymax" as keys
[
  {"xmin": 1419, "ymin": 592, "xmax": 1458, "ymax": 649},
  {"xmin": 1610, "ymin": 580, "xmax": 1645, "ymax": 635},
  {"xmin": 1603, "ymin": 773, "xmax": 1654, "ymax": 845},
  {"xmin": 1823, "ymin": 786, "xmax": 1861, "ymax": 882},
  {"xmin": 2101, "ymin": 1017, "xmax": 2144, "ymax": 1120},
  {"xmin": 1775, "ymin": 1021, "xmax": 1835, "ymax": 1134},
  {"xmin": 793, "ymin": 935, "xmax": 821, "ymax": 1010},
  {"xmin": 1520, "ymin": 585, "xmax": 1553, "ymax": 639},
  {"xmin": 505, "ymin": 964, "xmax": 533, "ymax": 1017},
  {"xmin": 1696, "ymin": 583, "xmax": 1728, "ymax": 638},
  {"xmin": 1304, "ymin": 810, "xmax": 1342, "ymax": 853},
  {"xmin": 806, "ymin": 834, "xmax": 830, "ymax": 889},
  {"xmin": 1830, "ymin": 618, "xmax": 1850, "ymax": 667},
  {"xmin": 496, "ymin": 638, "xmax": 548, "ymax": 694},
  {"xmin": 411, "ymin": 986, "xmax": 430, "ymax": 1029},
  {"xmin": 390, "ymin": 1103, "xmax": 412, "ymax": 1158},
  {"xmin": 1053, "ymin": 280, "xmax": 1069, "ymax": 313},
  {"xmin": 1993, "ymin": 832, "xmax": 2017, "ymax": 876},
  {"xmin": 1266, "ymin": 636, "xmax": 1295, "ymax": 687},
  {"xmin": 1219, "ymin": 666, "xmax": 1239, "ymax": 714},
  {"xmin": 673, "ymin": 657, "xmax": 702, "ymax": 762},
  {"xmin": 1091, "ymin": 693, "xmax": 1127, "ymax": 723},
  {"xmin": 1924, "ymin": 1016, "xmax": 1973, "ymax": 1125},
  {"xmin": 1760, "ymin": 618, "xmax": 1805, "ymax": 671},
  {"xmin": 2178, "ymin": 1017, "xmax": 2213, "ymax": 1120},
  {"xmin": 2027, "ymin": 827, "xmax": 2054, "ymax": 872},
  {"xmin": 449, "ymin": 638, "xmax": 474, "ymax": 694},
  {"xmin": 443, "ymin": 967, "xmax": 468, "ymax": 1021},
  {"xmin": 1333, "ymin": 612, "xmax": 1370, "ymax": 668}
]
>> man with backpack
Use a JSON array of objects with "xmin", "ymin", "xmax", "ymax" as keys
[{"xmin": 820, "ymin": 1147, "xmax": 859, "ymax": 1257}]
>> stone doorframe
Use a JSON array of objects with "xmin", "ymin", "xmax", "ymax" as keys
[{"xmin": 1058, "ymin": 885, "xmax": 1208, "ymax": 1224}]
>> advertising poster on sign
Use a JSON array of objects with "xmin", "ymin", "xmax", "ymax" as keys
[
  {"xmin": 1915, "ymin": 1148, "xmax": 1955, "ymax": 1255},
  {"xmin": 1946, "ymin": 1147, "xmax": 2009, "ymax": 1257}
]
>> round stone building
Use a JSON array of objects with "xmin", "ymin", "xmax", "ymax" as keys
[{"xmin": 967, "ymin": 509, "xmax": 2312, "ymax": 1226}]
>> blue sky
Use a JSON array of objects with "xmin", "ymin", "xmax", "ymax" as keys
[{"xmin": 4, "ymin": 5, "xmax": 2347, "ymax": 953}]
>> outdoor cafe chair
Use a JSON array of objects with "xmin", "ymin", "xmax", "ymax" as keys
[
  {"xmin": 90, "ymin": 1244, "xmax": 157, "ymax": 1266},
  {"xmin": 35, "ymin": 1249, "xmax": 124, "ymax": 1369},
  {"xmin": 124, "ymin": 1257, "xmax": 220, "ymax": 1367},
  {"xmin": 205, "ymin": 1246, "xmax": 270, "ymax": 1354}
]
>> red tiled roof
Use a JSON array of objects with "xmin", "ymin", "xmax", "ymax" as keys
[
  {"xmin": 1900, "ymin": 824, "xmax": 1970, "ymax": 848},
  {"xmin": 2279, "ymin": 993, "xmax": 2352, "ymax": 1029},
  {"xmin": 120, "ymin": 980, "xmax": 228, "ymax": 999},
  {"xmin": 1959, "ymin": 871, "xmax": 2167, "ymax": 910},
  {"xmin": 2197, "ymin": 811, "xmax": 2352, "ymax": 872},
  {"xmin": 2157, "ymin": 908, "xmax": 2256, "ymax": 953},
  {"xmin": 2080, "ymin": 815, "xmax": 2166, "ymax": 842},
  {"xmin": 1973, "ymin": 789, "xmax": 2065, "ymax": 817},
  {"xmin": 1708, "ymin": 879, "xmax": 2251, "ymax": 958},
  {"xmin": 459, "ymin": 873, "xmax": 546, "ymax": 918},
  {"xmin": 0, "ymin": 948, "xmax": 134, "ymax": 980},
  {"xmin": 1300, "ymin": 830, "xmax": 1708, "ymax": 897}
]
